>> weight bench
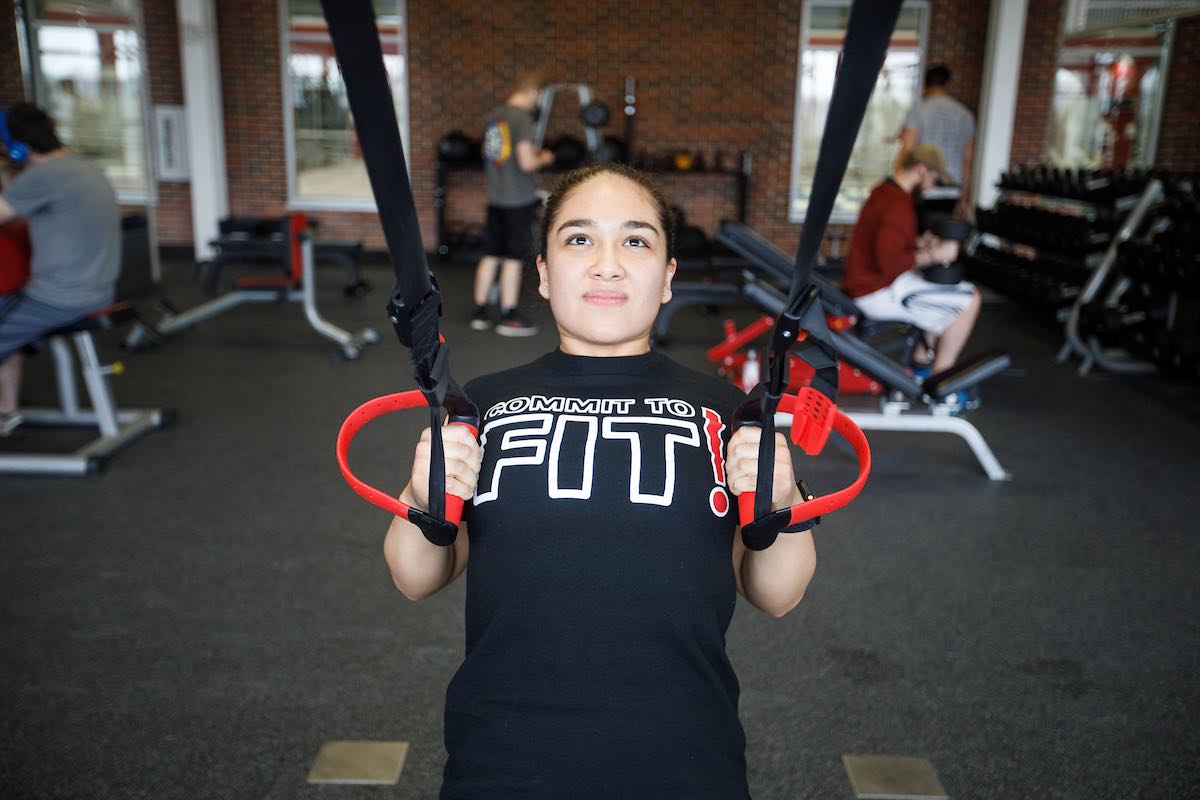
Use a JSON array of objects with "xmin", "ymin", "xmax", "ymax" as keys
[
  {"xmin": 0, "ymin": 302, "xmax": 171, "ymax": 476},
  {"xmin": 740, "ymin": 274, "xmax": 1013, "ymax": 480},
  {"xmin": 202, "ymin": 216, "xmax": 371, "ymax": 298},
  {"xmin": 659, "ymin": 222, "xmax": 923, "ymax": 364},
  {"xmin": 686, "ymin": 220, "xmax": 1012, "ymax": 478},
  {"xmin": 124, "ymin": 215, "xmax": 379, "ymax": 360}
]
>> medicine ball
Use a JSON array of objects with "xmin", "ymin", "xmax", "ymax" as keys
[
  {"xmin": 552, "ymin": 135, "xmax": 587, "ymax": 169},
  {"xmin": 593, "ymin": 136, "xmax": 628, "ymax": 164},
  {"xmin": 438, "ymin": 131, "xmax": 475, "ymax": 166}
]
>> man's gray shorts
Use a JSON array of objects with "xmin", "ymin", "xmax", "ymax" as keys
[{"xmin": 0, "ymin": 293, "xmax": 97, "ymax": 359}]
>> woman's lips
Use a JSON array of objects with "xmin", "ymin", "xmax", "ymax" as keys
[{"xmin": 583, "ymin": 290, "xmax": 627, "ymax": 306}]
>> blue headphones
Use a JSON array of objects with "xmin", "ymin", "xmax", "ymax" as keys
[{"xmin": 0, "ymin": 108, "xmax": 31, "ymax": 164}]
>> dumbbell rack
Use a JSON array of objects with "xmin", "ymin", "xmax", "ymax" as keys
[
  {"xmin": 967, "ymin": 167, "xmax": 1200, "ymax": 380},
  {"xmin": 1061, "ymin": 174, "xmax": 1200, "ymax": 379},
  {"xmin": 433, "ymin": 156, "xmax": 752, "ymax": 262},
  {"xmin": 966, "ymin": 169, "xmax": 1140, "ymax": 311}
]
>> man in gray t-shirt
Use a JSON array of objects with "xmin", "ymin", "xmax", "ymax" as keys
[
  {"xmin": 470, "ymin": 71, "xmax": 554, "ymax": 338},
  {"xmin": 0, "ymin": 102, "xmax": 120, "ymax": 431},
  {"xmin": 484, "ymin": 102, "xmax": 540, "ymax": 208},
  {"xmin": 897, "ymin": 64, "xmax": 976, "ymax": 219}
]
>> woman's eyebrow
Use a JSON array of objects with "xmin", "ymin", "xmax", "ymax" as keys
[
  {"xmin": 556, "ymin": 218, "xmax": 596, "ymax": 233},
  {"xmin": 556, "ymin": 218, "xmax": 661, "ymax": 236},
  {"xmin": 623, "ymin": 220, "xmax": 661, "ymax": 236}
]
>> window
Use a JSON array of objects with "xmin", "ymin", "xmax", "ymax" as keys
[
  {"xmin": 1062, "ymin": 0, "xmax": 1197, "ymax": 34},
  {"xmin": 22, "ymin": 0, "xmax": 151, "ymax": 203},
  {"xmin": 789, "ymin": 1, "xmax": 928, "ymax": 223},
  {"xmin": 1047, "ymin": 44, "xmax": 1170, "ymax": 170},
  {"xmin": 1048, "ymin": 0, "xmax": 1186, "ymax": 170},
  {"xmin": 282, "ymin": 0, "xmax": 409, "ymax": 209}
]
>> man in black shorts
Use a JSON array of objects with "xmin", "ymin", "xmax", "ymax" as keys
[{"xmin": 470, "ymin": 71, "xmax": 555, "ymax": 337}]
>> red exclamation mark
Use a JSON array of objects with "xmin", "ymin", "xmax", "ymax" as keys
[{"xmin": 703, "ymin": 407, "xmax": 730, "ymax": 517}]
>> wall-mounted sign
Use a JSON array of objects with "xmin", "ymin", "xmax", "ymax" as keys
[{"xmin": 154, "ymin": 105, "xmax": 190, "ymax": 182}]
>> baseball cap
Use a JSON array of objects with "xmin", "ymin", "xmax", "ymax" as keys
[{"xmin": 903, "ymin": 143, "xmax": 949, "ymax": 182}]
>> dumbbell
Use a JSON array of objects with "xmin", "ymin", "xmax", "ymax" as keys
[{"xmin": 580, "ymin": 101, "xmax": 610, "ymax": 128}]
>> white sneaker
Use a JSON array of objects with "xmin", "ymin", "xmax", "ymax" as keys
[{"xmin": 0, "ymin": 411, "xmax": 23, "ymax": 437}]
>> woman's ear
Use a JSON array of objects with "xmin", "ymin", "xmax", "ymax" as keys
[
  {"xmin": 536, "ymin": 254, "xmax": 550, "ymax": 299},
  {"xmin": 661, "ymin": 257, "xmax": 677, "ymax": 305}
]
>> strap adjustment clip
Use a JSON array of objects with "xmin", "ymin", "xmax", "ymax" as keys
[{"xmin": 388, "ymin": 277, "xmax": 443, "ymax": 351}]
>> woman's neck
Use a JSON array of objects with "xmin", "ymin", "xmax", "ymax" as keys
[{"xmin": 557, "ymin": 333, "xmax": 651, "ymax": 358}]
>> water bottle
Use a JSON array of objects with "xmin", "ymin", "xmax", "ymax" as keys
[{"xmin": 742, "ymin": 349, "xmax": 760, "ymax": 389}]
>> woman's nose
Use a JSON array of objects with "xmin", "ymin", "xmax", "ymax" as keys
[{"xmin": 591, "ymin": 241, "xmax": 626, "ymax": 280}]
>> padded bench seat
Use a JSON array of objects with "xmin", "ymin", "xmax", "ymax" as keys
[{"xmin": 202, "ymin": 219, "xmax": 369, "ymax": 297}]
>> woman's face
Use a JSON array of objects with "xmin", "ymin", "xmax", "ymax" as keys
[{"xmin": 536, "ymin": 174, "xmax": 676, "ymax": 357}]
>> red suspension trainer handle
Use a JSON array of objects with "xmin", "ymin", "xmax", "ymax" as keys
[
  {"xmin": 736, "ymin": 386, "xmax": 871, "ymax": 551},
  {"xmin": 335, "ymin": 389, "xmax": 479, "ymax": 545}
]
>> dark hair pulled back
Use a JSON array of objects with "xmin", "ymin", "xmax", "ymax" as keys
[{"xmin": 539, "ymin": 163, "xmax": 676, "ymax": 263}]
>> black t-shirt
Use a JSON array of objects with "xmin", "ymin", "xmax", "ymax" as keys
[{"xmin": 441, "ymin": 349, "xmax": 750, "ymax": 799}]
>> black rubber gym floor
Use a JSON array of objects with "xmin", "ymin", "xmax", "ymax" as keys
[{"xmin": 2, "ymin": 257, "xmax": 1198, "ymax": 799}]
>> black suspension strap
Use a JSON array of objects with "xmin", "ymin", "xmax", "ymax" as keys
[
  {"xmin": 324, "ymin": 0, "xmax": 478, "ymax": 545},
  {"xmin": 734, "ymin": 0, "xmax": 901, "ymax": 550}
]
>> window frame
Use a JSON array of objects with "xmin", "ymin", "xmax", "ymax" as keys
[
  {"xmin": 19, "ymin": 0, "xmax": 156, "ymax": 206},
  {"xmin": 1047, "ymin": 5, "xmax": 1178, "ymax": 170},
  {"xmin": 279, "ymin": 0, "xmax": 411, "ymax": 212},
  {"xmin": 788, "ymin": 0, "xmax": 929, "ymax": 225}
]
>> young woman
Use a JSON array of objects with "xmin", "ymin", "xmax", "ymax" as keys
[{"xmin": 384, "ymin": 163, "xmax": 817, "ymax": 799}]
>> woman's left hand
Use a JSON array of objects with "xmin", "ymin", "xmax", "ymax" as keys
[{"xmin": 726, "ymin": 427, "xmax": 803, "ymax": 512}]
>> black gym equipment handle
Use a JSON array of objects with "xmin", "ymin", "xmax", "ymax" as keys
[
  {"xmin": 320, "ymin": 1, "xmax": 429, "ymax": 315},
  {"xmin": 321, "ymin": 0, "xmax": 479, "ymax": 545},
  {"xmin": 737, "ymin": 0, "xmax": 899, "ymax": 545},
  {"xmin": 787, "ymin": 0, "xmax": 903, "ymax": 312}
]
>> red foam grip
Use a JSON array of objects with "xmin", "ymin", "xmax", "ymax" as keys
[
  {"xmin": 780, "ymin": 387, "xmax": 835, "ymax": 456},
  {"xmin": 786, "ymin": 410, "xmax": 871, "ymax": 524},
  {"xmin": 444, "ymin": 494, "xmax": 465, "ymax": 526},
  {"xmin": 335, "ymin": 390, "xmax": 476, "ymax": 524},
  {"xmin": 738, "ymin": 491, "xmax": 757, "ymax": 526},
  {"xmin": 734, "ymin": 396, "xmax": 872, "ymax": 532}
]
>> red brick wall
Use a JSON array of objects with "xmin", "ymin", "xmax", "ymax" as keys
[
  {"xmin": 141, "ymin": 1, "xmax": 193, "ymax": 245},
  {"xmin": 927, "ymin": 0, "xmax": 990, "ymax": 119},
  {"xmin": 418, "ymin": 1, "xmax": 803, "ymax": 254},
  {"xmin": 216, "ymin": 0, "xmax": 287, "ymax": 222},
  {"xmin": 210, "ymin": 0, "xmax": 383, "ymax": 247},
  {"xmin": 41, "ymin": 2, "xmax": 1200, "ymax": 253},
  {"xmin": 1006, "ymin": 1, "xmax": 1200, "ymax": 172},
  {"xmin": 1010, "ymin": 0, "xmax": 1064, "ymax": 166},
  {"xmin": 97, "ymin": 0, "xmax": 989, "ymax": 253},
  {"xmin": 417, "ymin": 0, "xmax": 991, "ymax": 258},
  {"xmin": 0, "ymin": 3, "xmax": 25, "ymax": 106},
  {"xmin": 1157, "ymin": 15, "xmax": 1200, "ymax": 171}
]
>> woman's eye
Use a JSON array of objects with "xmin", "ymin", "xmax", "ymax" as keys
[
  {"xmin": 626, "ymin": 236, "xmax": 648, "ymax": 248},
  {"xmin": 566, "ymin": 234, "xmax": 590, "ymax": 246}
]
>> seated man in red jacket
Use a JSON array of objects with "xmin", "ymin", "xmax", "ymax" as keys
[{"xmin": 842, "ymin": 144, "xmax": 980, "ymax": 374}]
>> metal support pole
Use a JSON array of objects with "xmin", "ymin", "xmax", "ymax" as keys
[
  {"xmin": 1062, "ymin": 179, "xmax": 1163, "ymax": 375},
  {"xmin": 298, "ymin": 233, "xmax": 379, "ymax": 359},
  {"xmin": 48, "ymin": 335, "xmax": 80, "ymax": 416},
  {"xmin": 73, "ymin": 332, "xmax": 121, "ymax": 438}
]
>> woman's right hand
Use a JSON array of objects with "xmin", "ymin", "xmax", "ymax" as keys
[{"xmin": 401, "ymin": 424, "xmax": 483, "ymax": 512}]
